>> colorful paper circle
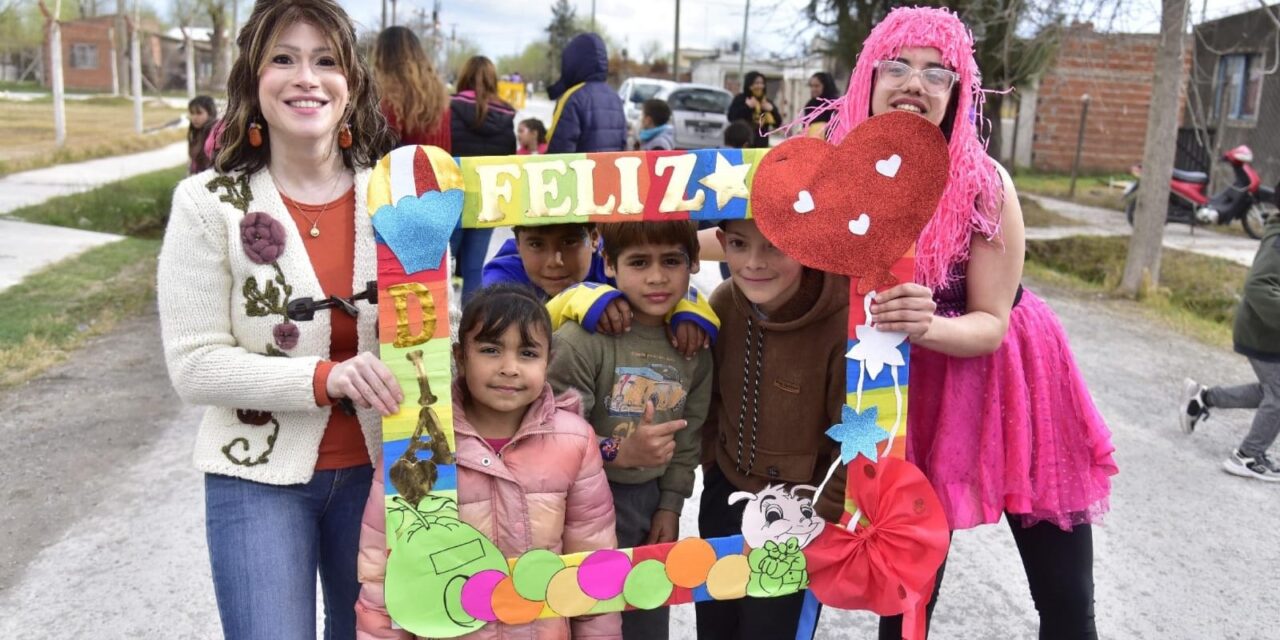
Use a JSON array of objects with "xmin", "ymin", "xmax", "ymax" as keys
[
  {"xmin": 623, "ymin": 559, "xmax": 673, "ymax": 610},
  {"xmin": 460, "ymin": 569, "xmax": 505, "ymax": 622},
  {"xmin": 705, "ymin": 555, "xmax": 750, "ymax": 600},
  {"xmin": 577, "ymin": 549, "xmax": 632, "ymax": 600},
  {"xmin": 490, "ymin": 576, "xmax": 544, "ymax": 625},
  {"xmin": 512, "ymin": 549, "xmax": 565, "ymax": 601},
  {"xmin": 545, "ymin": 566, "xmax": 598, "ymax": 617},
  {"xmin": 665, "ymin": 537, "xmax": 717, "ymax": 588}
]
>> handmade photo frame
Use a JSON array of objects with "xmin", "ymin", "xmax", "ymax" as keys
[{"xmin": 368, "ymin": 111, "xmax": 952, "ymax": 639}]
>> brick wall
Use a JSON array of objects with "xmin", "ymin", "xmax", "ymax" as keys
[
  {"xmin": 43, "ymin": 17, "xmax": 116, "ymax": 92},
  {"xmin": 1031, "ymin": 24, "xmax": 1189, "ymax": 173}
]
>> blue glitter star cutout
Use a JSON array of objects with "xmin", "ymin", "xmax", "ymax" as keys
[{"xmin": 826, "ymin": 405, "xmax": 890, "ymax": 464}]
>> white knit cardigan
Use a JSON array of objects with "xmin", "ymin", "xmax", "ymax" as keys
[{"xmin": 158, "ymin": 167, "xmax": 380, "ymax": 485}]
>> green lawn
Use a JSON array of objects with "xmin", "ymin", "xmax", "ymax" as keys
[
  {"xmin": 1026, "ymin": 235, "xmax": 1245, "ymax": 348},
  {"xmin": 1014, "ymin": 170, "xmax": 1131, "ymax": 212},
  {"xmin": 0, "ymin": 237, "xmax": 161, "ymax": 388},
  {"xmin": 10, "ymin": 165, "xmax": 185, "ymax": 238},
  {"xmin": 1, "ymin": 164, "xmax": 185, "ymax": 387}
]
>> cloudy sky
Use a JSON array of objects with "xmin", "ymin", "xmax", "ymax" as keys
[{"xmin": 333, "ymin": 0, "xmax": 1260, "ymax": 60}]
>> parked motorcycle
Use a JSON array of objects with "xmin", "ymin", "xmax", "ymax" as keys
[{"xmin": 1124, "ymin": 144, "xmax": 1276, "ymax": 239}]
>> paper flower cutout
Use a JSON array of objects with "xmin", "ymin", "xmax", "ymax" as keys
[
  {"xmin": 240, "ymin": 212, "xmax": 286, "ymax": 264},
  {"xmin": 827, "ymin": 405, "xmax": 889, "ymax": 464},
  {"xmin": 845, "ymin": 323, "xmax": 907, "ymax": 380}
]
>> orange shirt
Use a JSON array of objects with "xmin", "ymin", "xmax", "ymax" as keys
[{"xmin": 281, "ymin": 187, "xmax": 372, "ymax": 471}]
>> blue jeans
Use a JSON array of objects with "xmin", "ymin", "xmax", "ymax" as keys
[
  {"xmin": 205, "ymin": 465, "xmax": 373, "ymax": 640},
  {"xmin": 450, "ymin": 226, "xmax": 494, "ymax": 304}
]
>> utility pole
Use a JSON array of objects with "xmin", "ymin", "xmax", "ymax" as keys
[
  {"xmin": 131, "ymin": 0, "xmax": 142, "ymax": 135},
  {"xmin": 673, "ymin": 0, "xmax": 681, "ymax": 81},
  {"xmin": 738, "ymin": 0, "xmax": 750, "ymax": 78},
  {"xmin": 50, "ymin": 0, "xmax": 67, "ymax": 147},
  {"xmin": 392, "ymin": 0, "xmax": 399, "ymax": 26},
  {"xmin": 591, "ymin": 0, "xmax": 596, "ymax": 31}
]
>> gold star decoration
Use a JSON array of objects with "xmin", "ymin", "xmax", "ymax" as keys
[{"xmin": 697, "ymin": 153, "xmax": 752, "ymax": 210}]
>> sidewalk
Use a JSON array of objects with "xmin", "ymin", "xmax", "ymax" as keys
[
  {"xmin": 1025, "ymin": 194, "xmax": 1261, "ymax": 267},
  {"xmin": 0, "ymin": 141, "xmax": 186, "ymax": 293}
]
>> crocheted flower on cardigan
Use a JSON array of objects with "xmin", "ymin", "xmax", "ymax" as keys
[
  {"xmin": 206, "ymin": 173, "xmax": 299, "ymax": 468},
  {"xmin": 240, "ymin": 212, "xmax": 287, "ymax": 264}
]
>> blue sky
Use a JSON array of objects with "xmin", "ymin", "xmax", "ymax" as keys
[{"xmin": 331, "ymin": 0, "xmax": 1258, "ymax": 60}]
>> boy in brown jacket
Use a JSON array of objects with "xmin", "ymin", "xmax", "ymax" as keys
[{"xmin": 696, "ymin": 218, "xmax": 848, "ymax": 640}]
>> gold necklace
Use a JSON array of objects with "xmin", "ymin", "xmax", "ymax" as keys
[{"xmin": 274, "ymin": 172, "xmax": 344, "ymax": 239}]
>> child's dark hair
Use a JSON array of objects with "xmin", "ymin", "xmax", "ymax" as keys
[
  {"xmin": 458, "ymin": 284, "xmax": 553, "ymax": 355},
  {"xmin": 512, "ymin": 222, "xmax": 595, "ymax": 239},
  {"xmin": 187, "ymin": 95, "xmax": 218, "ymax": 172},
  {"xmin": 599, "ymin": 221, "xmax": 699, "ymax": 267},
  {"xmin": 723, "ymin": 121, "xmax": 751, "ymax": 148},
  {"xmin": 642, "ymin": 98, "xmax": 672, "ymax": 126},
  {"xmin": 519, "ymin": 118, "xmax": 547, "ymax": 144}
]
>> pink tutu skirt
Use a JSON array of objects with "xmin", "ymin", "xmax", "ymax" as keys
[{"xmin": 907, "ymin": 289, "xmax": 1118, "ymax": 531}]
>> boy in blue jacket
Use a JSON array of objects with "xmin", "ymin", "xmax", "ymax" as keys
[{"xmin": 483, "ymin": 223, "xmax": 717, "ymax": 357}]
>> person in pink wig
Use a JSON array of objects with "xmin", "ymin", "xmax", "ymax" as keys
[{"xmin": 802, "ymin": 7, "xmax": 1118, "ymax": 638}]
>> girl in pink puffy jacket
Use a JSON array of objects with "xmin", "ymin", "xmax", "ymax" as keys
[{"xmin": 356, "ymin": 284, "xmax": 621, "ymax": 639}]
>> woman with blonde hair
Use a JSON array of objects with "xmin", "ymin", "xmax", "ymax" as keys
[
  {"xmin": 157, "ymin": 1, "xmax": 398, "ymax": 637},
  {"xmin": 449, "ymin": 55, "xmax": 515, "ymax": 303},
  {"xmin": 374, "ymin": 25, "xmax": 450, "ymax": 150}
]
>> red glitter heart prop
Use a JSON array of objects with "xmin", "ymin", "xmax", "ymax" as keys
[{"xmin": 750, "ymin": 111, "xmax": 949, "ymax": 294}]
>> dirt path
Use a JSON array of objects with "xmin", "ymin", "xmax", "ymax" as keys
[{"xmin": 1, "ymin": 283, "xmax": 1276, "ymax": 637}]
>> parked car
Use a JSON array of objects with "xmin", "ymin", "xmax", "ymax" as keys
[
  {"xmin": 617, "ymin": 77, "xmax": 676, "ymax": 143},
  {"xmin": 654, "ymin": 83, "xmax": 734, "ymax": 149}
]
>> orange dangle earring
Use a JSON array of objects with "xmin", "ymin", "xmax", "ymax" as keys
[
  {"xmin": 338, "ymin": 122, "xmax": 352, "ymax": 149},
  {"xmin": 248, "ymin": 121, "xmax": 264, "ymax": 148}
]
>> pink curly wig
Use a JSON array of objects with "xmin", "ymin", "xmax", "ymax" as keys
[{"xmin": 808, "ymin": 7, "xmax": 1004, "ymax": 289}]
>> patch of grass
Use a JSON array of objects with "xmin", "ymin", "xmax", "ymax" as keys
[
  {"xmin": 0, "ymin": 238, "xmax": 161, "ymax": 388},
  {"xmin": 0, "ymin": 98, "xmax": 187, "ymax": 176},
  {"xmin": 1026, "ymin": 235, "xmax": 1245, "ymax": 348},
  {"xmin": 1014, "ymin": 170, "xmax": 1131, "ymax": 212},
  {"xmin": 1020, "ymin": 195, "xmax": 1081, "ymax": 227},
  {"xmin": 9, "ymin": 166, "xmax": 186, "ymax": 238},
  {"xmin": 0, "ymin": 80, "xmax": 41, "ymax": 92}
]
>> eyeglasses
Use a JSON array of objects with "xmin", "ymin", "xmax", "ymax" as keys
[{"xmin": 875, "ymin": 60, "xmax": 959, "ymax": 97}]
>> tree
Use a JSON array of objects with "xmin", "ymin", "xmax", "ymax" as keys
[
  {"xmin": 640, "ymin": 39, "xmax": 664, "ymax": 65},
  {"xmin": 496, "ymin": 41, "xmax": 553, "ymax": 86},
  {"xmin": 545, "ymin": 0, "xmax": 577, "ymax": 78},
  {"xmin": 1118, "ymin": 0, "xmax": 1187, "ymax": 295},
  {"xmin": 200, "ymin": 0, "xmax": 228, "ymax": 90},
  {"xmin": 443, "ymin": 34, "xmax": 481, "ymax": 82}
]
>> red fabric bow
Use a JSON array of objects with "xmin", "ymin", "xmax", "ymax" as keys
[{"xmin": 802, "ymin": 456, "xmax": 949, "ymax": 640}]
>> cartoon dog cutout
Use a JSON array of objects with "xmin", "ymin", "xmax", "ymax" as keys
[{"xmin": 730, "ymin": 484, "xmax": 827, "ymax": 597}]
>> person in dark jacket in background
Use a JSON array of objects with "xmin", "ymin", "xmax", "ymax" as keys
[
  {"xmin": 726, "ymin": 71, "xmax": 781, "ymax": 148},
  {"xmin": 449, "ymin": 55, "xmax": 516, "ymax": 303},
  {"xmin": 546, "ymin": 33, "xmax": 626, "ymax": 153},
  {"xmin": 801, "ymin": 71, "xmax": 840, "ymax": 137}
]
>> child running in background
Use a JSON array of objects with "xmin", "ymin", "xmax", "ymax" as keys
[
  {"xmin": 355, "ymin": 285, "xmax": 621, "ymax": 640},
  {"xmin": 548, "ymin": 221, "xmax": 713, "ymax": 640},
  {"xmin": 517, "ymin": 117, "xmax": 548, "ymax": 155},
  {"xmin": 186, "ymin": 95, "xmax": 217, "ymax": 174}
]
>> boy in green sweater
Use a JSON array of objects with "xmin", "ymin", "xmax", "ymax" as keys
[
  {"xmin": 547, "ymin": 220, "xmax": 713, "ymax": 640},
  {"xmin": 1180, "ymin": 211, "xmax": 1280, "ymax": 481}
]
